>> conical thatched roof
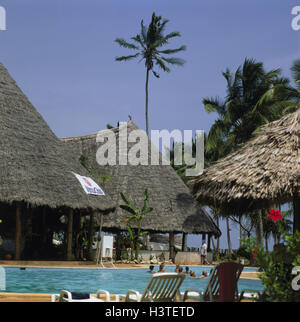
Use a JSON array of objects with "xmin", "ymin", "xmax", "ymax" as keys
[
  {"xmin": 61, "ymin": 121, "xmax": 221, "ymax": 236},
  {"xmin": 190, "ymin": 110, "xmax": 300, "ymax": 213},
  {"xmin": 0, "ymin": 63, "xmax": 115, "ymax": 212}
]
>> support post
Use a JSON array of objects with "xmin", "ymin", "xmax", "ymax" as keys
[
  {"xmin": 87, "ymin": 211, "xmax": 95, "ymax": 260},
  {"xmin": 96, "ymin": 213, "xmax": 104, "ymax": 265},
  {"xmin": 66, "ymin": 208, "xmax": 73, "ymax": 261},
  {"xmin": 169, "ymin": 232, "xmax": 175, "ymax": 263},
  {"xmin": 182, "ymin": 233, "xmax": 188, "ymax": 252},
  {"xmin": 15, "ymin": 202, "xmax": 22, "ymax": 260}
]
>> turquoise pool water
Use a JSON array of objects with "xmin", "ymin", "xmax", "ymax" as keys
[{"xmin": 2, "ymin": 266, "xmax": 263, "ymax": 294}]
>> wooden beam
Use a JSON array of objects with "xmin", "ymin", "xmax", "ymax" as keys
[
  {"xmin": 15, "ymin": 202, "xmax": 22, "ymax": 260},
  {"xmin": 66, "ymin": 209, "xmax": 73, "ymax": 261}
]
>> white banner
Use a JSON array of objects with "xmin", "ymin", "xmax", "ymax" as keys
[{"xmin": 73, "ymin": 173, "xmax": 105, "ymax": 196}]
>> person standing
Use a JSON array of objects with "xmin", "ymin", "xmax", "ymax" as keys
[{"xmin": 200, "ymin": 241, "xmax": 209, "ymax": 265}]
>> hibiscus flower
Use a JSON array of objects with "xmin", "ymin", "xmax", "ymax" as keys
[{"xmin": 268, "ymin": 208, "xmax": 282, "ymax": 222}]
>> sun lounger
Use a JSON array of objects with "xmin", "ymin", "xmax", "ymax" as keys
[
  {"xmin": 182, "ymin": 262, "xmax": 244, "ymax": 302},
  {"xmin": 116, "ymin": 273, "xmax": 186, "ymax": 302},
  {"xmin": 52, "ymin": 289, "xmax": 110, "ymax": 302}
]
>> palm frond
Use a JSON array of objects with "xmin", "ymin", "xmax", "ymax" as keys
[
  {"xmin": 161, "ymin": 56, "xmax": 185, "ymax": 66},
  {"xmin": 154, "ymin": 56, "xmax": 171, "ymax": 72},
  {"xmin": 158, "ymin": 45, "xmax": 186, "ymax": 54},
  {"xmin": 115, "ymin": 38, "xmax": 140, "ymax": 50},
  {"xmin": 115, "ymin": 53, "xmax": 140, "ymax": 62}
]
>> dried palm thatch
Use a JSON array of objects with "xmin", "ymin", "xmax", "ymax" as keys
[
  {"xmin": 0, "ymin": 63, "xmax": 115, "ymax": 212},
  {"xmin": 61, "ymin": 121, "xmax": 221, "ymax": 236},
  {"xmin": 190, "ymin": 109, "xmax": 300, "ymax": 214}
]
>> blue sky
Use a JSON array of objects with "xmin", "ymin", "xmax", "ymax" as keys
[{"xmin": 0, "ymin": 0, "xmax": 299, "ymax": 249}]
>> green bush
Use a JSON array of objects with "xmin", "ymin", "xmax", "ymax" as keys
[{"xmin": 243, "ymin": 216, "xmax": 300, "ymax": 302}]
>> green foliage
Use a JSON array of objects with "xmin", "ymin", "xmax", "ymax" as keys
[
  {"xmin": 203, "ymin": 58, "xmax": 296, "ymax": 163},
  {"xmin": 242, "ymin": 218, "xmax": 300, "ymax": 302},
  {"xmin": 79, "ymin": 155, "xmax": 112, "ymax": 183},
  {"xmin": 120, "ymin": 189, "xmax": 153, "ymax": 260}
]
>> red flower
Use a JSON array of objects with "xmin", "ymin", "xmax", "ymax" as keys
[
  {"xmin": 251, "ymin": 247, "xmax": 258, "ymax": 258},
  {"xmin": 268, "ymin": 208, "xmax": 282, "ymax": 222}
]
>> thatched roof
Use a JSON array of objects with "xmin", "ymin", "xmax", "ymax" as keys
[
  {"xmin": 61, "ymin": 121, "xmax": 221, "ymax": 236},
  {"xmin": 190, "ymin": 109, "xmax": 300, "ymax": 213},
  {"xmin": 0, "ymin": 63, "xmax": 115, "ymax": 212}
]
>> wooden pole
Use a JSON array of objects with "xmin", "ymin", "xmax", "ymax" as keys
[
  {"xmin": 182, "ymin": 233, "xmax": 188, "ymax": 252},
  {"xmin": 87, "ymin": 212, "xmax": 95, "ymax": 260},
  {"xmin": 66, "ymin": 208, "xmax": 73, "ymax": 261},
  {"xmin": 207, "ymin": 233, "xmax": 211, "ymax": 251},
  {"xmin": 15, "ymin": 202, "xmax": 22, "ymax": 260},
  {"xmin": 169, "ymin": 232, "xmax": 175, "ymax": 263},
  {"xmin": 96, "ymin": 213, "xmax": 104, "ymax": 265}
]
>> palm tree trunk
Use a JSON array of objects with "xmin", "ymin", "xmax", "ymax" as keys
[
  {"xmin": 265, "ymin": 236, "xmax": 269, "ymax": 252},
  {"xmin": 216, "ymin": 216, "xmax": 220, "ymax": 252},
  {"xmin": 145, "ymin": 68, "xmax": 150, "ymax": 136},
  {"xmin": 256, "ymin": 210, "xmax": 264, "ymax": 246},
  {"xmin": 226, "ymin": 217, "xmax": 232, "ymax": 254}
]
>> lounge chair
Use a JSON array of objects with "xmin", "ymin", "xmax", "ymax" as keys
[
  {"xmin": 182, "ymin": 262, "xmax": 244, "ymax": 302},
  {"xmin": 52, "ymin": 289, "xmax": 110, "ymax": 302},
  {"xmin": 117, "ymin": 273, "xmax": 186, "ymax": 302}
]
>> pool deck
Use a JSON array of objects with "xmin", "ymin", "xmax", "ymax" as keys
[{"xmin": 0, "ymin": 260, "xmax": 259, "ymax": 302}]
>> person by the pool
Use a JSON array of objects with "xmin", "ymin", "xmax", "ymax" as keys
[
  {"xmin": 76, "ymin": 229, "xmax": 86, "ymax": 261},
  {"xmin": 146, "ymin": 265, "xmax": 157, "ymax": 273},
  {"xmin": 184, "ymin": 266, "xmax": 190, "ymax": 274},
  {"xmin": 157, "ymin": 263, "xmax": 166, "ymax": 272}
]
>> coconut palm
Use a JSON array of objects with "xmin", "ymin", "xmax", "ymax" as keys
[
  {"xmin": 114, "ymin": 12, "xmax": 186, "ymax": 136},
  {"xmin": 203, "ymin": 58, "xmax": 291, "ymax": 161}
]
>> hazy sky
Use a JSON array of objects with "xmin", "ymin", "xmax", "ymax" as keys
[{"xmin": 0, "ymin": 0, "xmax": 299, "ymax": 249}]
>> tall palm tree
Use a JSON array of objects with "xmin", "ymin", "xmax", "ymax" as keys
[{"xmin": 114, "ymin": 12, "xmax": 186, "ymax": 136}]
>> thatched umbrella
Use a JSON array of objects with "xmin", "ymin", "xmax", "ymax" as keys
[
  {"xmin": 190, "ymin": 109, "xmax": 300, "ymax": 232},
  {"xmin": 0, "ymin": 63, "xmax": 115, "ymax": 259},
  {"xmin": 62, "ymin": 121, "xmax": 221, "ymax": 259}
]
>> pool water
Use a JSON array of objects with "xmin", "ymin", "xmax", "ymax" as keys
[{"xmin": 3, "ymin": 266, "xmax": 263, "ymax": 294}]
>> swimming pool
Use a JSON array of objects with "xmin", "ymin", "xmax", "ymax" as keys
[{"xmin": 2, "ymin": 266, "xmax": 263, "ymax": 294}]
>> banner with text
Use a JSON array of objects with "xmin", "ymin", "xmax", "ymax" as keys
[{"xmin": 73, "ymin": 173, "xmax": 105, "ymax": 196}]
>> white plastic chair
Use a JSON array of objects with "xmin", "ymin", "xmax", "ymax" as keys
[
  {"xmin": 53, "ymin": 289, "xmax": 110, "ymax": 302},
  {"xmin": 118, "ymin": 273, "xmax": 186, "ymax": 302}
]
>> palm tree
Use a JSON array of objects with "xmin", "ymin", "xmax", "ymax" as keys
[
  {"xmin": 203, "ymin": 58, "xmax": 291, "ymax": 252},
  {"xmin": 114, "ymin": 12, "xmax": 186, "ymax": 136},
  {"xmin": 203, "ymin": 58, "xmax": 291, "ymax": 161}
]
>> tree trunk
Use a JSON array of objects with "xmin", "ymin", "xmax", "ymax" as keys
[
  {"xmin": 215, "ymin": 216, "xmax": 220, "ymax": 252},
  {"xmin": 239, "ymin": 217, "xmax": 242, "ymax": 248},
  {"xmin": 15, "ymin": 202, "xmax": 22, "ymax": 260},
  {"xmin": 293, "ymin": 195, "xmax": 300, "ymax": 233},
  {"xmin": 226, "ymin": 217, "xmax": 232, "ymax": 254},
  {"xmin": 145, "ymin": 68, "xmax": 150, "ymax": 136},
  {"xmin": 256, "ymin": 210, "xmax": 264, "ymax": 246},
  {"xmin": 66, "ymin": 209, "xmax": 73, "ymax": 261},
  {"xmin": 265, "ymin": 237, "xmax": 269, "ymax": 252}
]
